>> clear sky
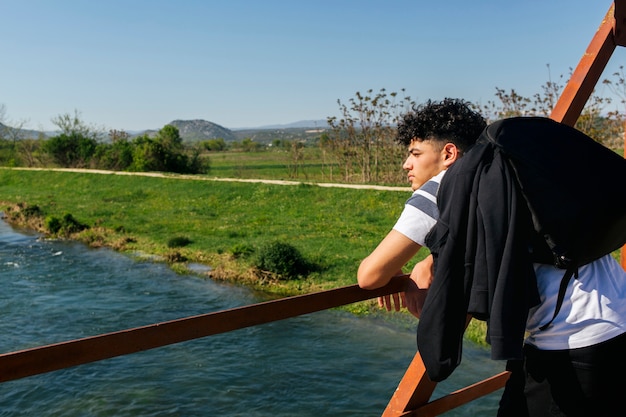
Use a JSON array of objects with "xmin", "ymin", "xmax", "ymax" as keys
[{"xmin": 1, "ymin": 0, "xmax": 624, "ymax": 132}]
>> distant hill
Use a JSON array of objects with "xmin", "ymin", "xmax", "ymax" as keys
[
  {"xmin": 0, "ymin": 122, "xmax": 48, "ymax": 139},
  {"xmin": 167, "ymin": 119, "xmax": 237, "ymax": 142},
  {"xmin": 164, "ymin": 119, "xmax": 329, "ymax": 145},
  {"xmin": 233, "ymin": 119, "xmax": 328, "ymax": 130},
  {"xmin": 1, "ymin": 119, "xmax": 331, "ymax": 145}
]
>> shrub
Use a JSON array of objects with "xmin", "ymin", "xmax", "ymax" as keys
[
  {"xmin": 45, "ymin": 213, "xmax": 88, "ymax": 236},
  {"xmin": 230, "ymin": 243, "xmax": 255, "ymax": 259},
  {"xmin": 255, "ymin": 241, "xmax": 312, "ymax": 280},
  {"xmin": 61, "ymin": 213, "xmax": 87, "ymax": 234},
  {"xmin": 45, "ymin": 216, "xmax": 62, "ymax": 234}
]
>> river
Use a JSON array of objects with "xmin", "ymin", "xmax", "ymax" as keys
[{"xmin": 0, "ymin": 219, "xmax": 505, "ymax": 416}]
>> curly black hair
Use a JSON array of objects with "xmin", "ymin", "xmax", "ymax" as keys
[{"xmin": 396, "ymin": 98, "xmax": 486, "ymax": 154}]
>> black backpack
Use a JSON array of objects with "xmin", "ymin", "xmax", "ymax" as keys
[{"xmin": 482, "ymin": 117, "xmax": 626, "ymax": 329}]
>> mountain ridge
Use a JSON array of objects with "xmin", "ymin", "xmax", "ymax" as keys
[{"xmin": 1, "ymin": 119, "xmax": 330, "ymax": 143}]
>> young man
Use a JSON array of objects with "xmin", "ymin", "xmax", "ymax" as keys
[
  {"xmin": 413, "ymin": 116, "xmax": 626, "ymax": 415},
  {"xmin": 359, "ymin": 100, "xmax": 626, "ymax": 416},
  {"xmin": 357, "ymin": 98, "xmax": 486, "ymax": 316}
]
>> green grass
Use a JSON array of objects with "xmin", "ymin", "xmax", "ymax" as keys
[
  {"xmin": 0, "ymin": 168, "xmax": 422, "ymax": 297},
  {"xmin": 3, "ymin": 166, "xmax": 622, "ymax": 348},
  {"xmin": 207, "ymin": 147, "xmax": 407, "ymax": 186}
]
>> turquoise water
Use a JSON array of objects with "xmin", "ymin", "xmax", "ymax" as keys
[{"xmin": 0, "ymin": 219, "xmax": 504, "ymax": 416}]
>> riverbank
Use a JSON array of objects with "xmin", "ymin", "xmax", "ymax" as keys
[
  {"xmin": 0, "ymin": 219, "xmax": 503, "ymax": 415},
  {"xmin": 0, "ymin": 167, "xmax": 489, "ymax": 344}
]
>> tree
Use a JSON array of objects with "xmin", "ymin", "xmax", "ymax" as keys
[
  {"xmin": 482, "ymin": 66, "xmax": 619, "ymax": 149},
  {"xmin": 130, "ymin": 134, "xmax": 167, "ymax": 172},
  {"xmin": 327, "ymin": 88, "xmax": 414, "ymax": 183},
  {"xmin": 94, "ymin": 134, "xmax": 134, "ymax": 171},
  {"xmin": 129, "ymin": 125, "xmax": 209, "ymax": 174},
  {"xmin": 42, "ymin": 132, "xmax": 98, "ymax": 168},
  {"xmin": 603, "ymin": 65, "xmax": 626, "ymax": 152},
  {"xmin": 51, "ymin": 109, "xmax": 101, "ymax": 139},
  {"xmin": 157, "ymin": 124, "xmax": 183, "ymax": 151},
  {"xmin": 0, "ymin": 104, "xmax": 31, "ymax": 166},
  {"xmin": 42, "ymin": 111, "xmax": 101, "ymax": 168},
  {"xmin": 201, "ymin": 138, "xmax": 227, "ymax": 151},
  {"xmin": 287, "ymin": 140, "xmax": 305, "ymax": 179}
]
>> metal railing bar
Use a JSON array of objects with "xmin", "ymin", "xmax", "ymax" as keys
[
  {"xmin": 411, "ymin": 371, "xmax": 511, "ymax": 417},
  {"xmin": 0, "ymin": 276, "xmax": 409, "ymax": 383}
]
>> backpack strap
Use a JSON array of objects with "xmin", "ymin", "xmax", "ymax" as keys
[{"xmin": 539, "ymin": 266, "xmax": 578, "ymax": 331}]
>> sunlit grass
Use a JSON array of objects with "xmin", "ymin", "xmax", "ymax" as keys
[{"xmin": 0, "ymin": 167, "xmax": 506, "ymax": 345}]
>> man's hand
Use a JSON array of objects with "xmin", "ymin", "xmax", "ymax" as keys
[
  {"xmin": 378, "ymin": 292, "xmax": 406, "ymax": 311},
  {"xmin": 403, "ymin": 279, "xmax": 428, "ymax": 318},
  {"xmin": 377, "ymin": 256, "xmax": 433, "ymax": 317},
  {"xmin": 376, "ymin": 283, "xmax": 428, "ymax": 318},
  {"xmin": 411, "ymin": 254, "xmax": 434, "ymax": 289}
]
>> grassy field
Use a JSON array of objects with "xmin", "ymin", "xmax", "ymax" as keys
[
  {"xmin": 0, "ymin": 156, "xmax": 495, "ymax": 342},
  {"xmin": 208, "ymin": 148, "xmax": 337, "ymax": 182},
  {"xmin": 0, "ymin": 168, "xmax": 419, "ymax": 296},
  {"xmin": 207, "ymin": 147, "xmax": 408, "ymax": 186}
]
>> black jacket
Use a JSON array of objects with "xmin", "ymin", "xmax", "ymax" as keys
[{"xmin": 419, "ymin": 138, "xmax": 540, "ymax": 382}]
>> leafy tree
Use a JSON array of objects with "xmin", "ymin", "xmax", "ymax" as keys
[
  {"xmin": 130, "ymin": 134, "xmax": 167, "ymax": 172},
  {"xmin": 201, "ymin": 138, "xmax": 227, "ymax": 151},
  {"xmin": 94, "ymin": 139, "xmax": 134, "ymax": 171},
  {"xmin": 157, "ymin": 124, "xmax": 183, "ymax": 151},
  {"xmin": 241, "ymin": 137, "xmax": 263, "ymax": 152},
  {"xmin": 41, "ymin": 111, "xmax": 103, "ymax": 168},
  {"xmin": 129, "ymin": 126, "xmax": 209, "ymax": 174},
  {"xmin": 42, "ymin": 132, "xmax": 98, "ymax": 168}
]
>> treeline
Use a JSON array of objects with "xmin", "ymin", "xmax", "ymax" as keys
[
  {"xmin": 322, "ymin": 74, "xmax": 625, "ymax": 184},
  {"xmin": 1, "ymin": 67, "xmax": 624, "ymax": 183},
  {"xmin": 0, "ymin": 113, "xmax": 209, "ymax": 174},
  {"xmin": 0, "ymin": 112, "xmax": 302, "ymax": 173}
]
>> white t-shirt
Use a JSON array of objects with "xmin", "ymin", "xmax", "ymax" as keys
[
  {"xmin": 392, "ymin": 170, "xmax": 445, "ymax": 246},
  {"xmin": 393, "ymin": 169, "xmax": 626, "ymax": 351},
  {"xmin": 525, "ymin": 254, "xmax": 626, "ymax": 350}
]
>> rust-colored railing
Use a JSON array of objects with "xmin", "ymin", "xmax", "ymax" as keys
[{"xmin": 1, "ymin": 2, "xmax": 624, "ymax": 415}]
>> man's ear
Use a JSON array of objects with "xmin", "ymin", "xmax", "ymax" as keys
[{"xmin": 442, "ymin": 143, "xmax": 459, "ymax": 167}]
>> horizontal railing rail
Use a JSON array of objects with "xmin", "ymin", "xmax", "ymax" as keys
[
  {"xmin": 0, "ymin": 274, "xmax": 509, "ymax": 416},
  {"xmin": 0, "ymin": 275, "xmax": 410, "ymax": 384}
]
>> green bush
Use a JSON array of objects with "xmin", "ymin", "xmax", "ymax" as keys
[
  {"xmin": 44, "ymin": 213, "xmax": 88, "ymax": 236},
  {"xmin": 230, "ymin": 243, "xmax": 255, "ymax": 259},
  {"xmin": 255, "ymin": 241, "xmax": 312, "ymax": 280},
  {"xmin": 61, "ymin": 213, "xmax": 87, "ymax": 234},
  {"xmin": 45, "ymin": 216, "xmax": 62, "ymax": 234}
]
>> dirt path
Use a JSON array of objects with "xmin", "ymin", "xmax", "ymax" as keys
[{"xmin": 6, "ymin": 167, "xmax": 410, "ymax": 192}]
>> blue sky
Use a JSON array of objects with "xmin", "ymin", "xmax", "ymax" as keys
[{"xmin": 1, "ymin": 0, "xmax": 624, "ymax": 131}]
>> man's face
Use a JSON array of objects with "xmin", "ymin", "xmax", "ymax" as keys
[{"xmin": 402, "ymin": 139, "xmax": 447, "ymax": 191}]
